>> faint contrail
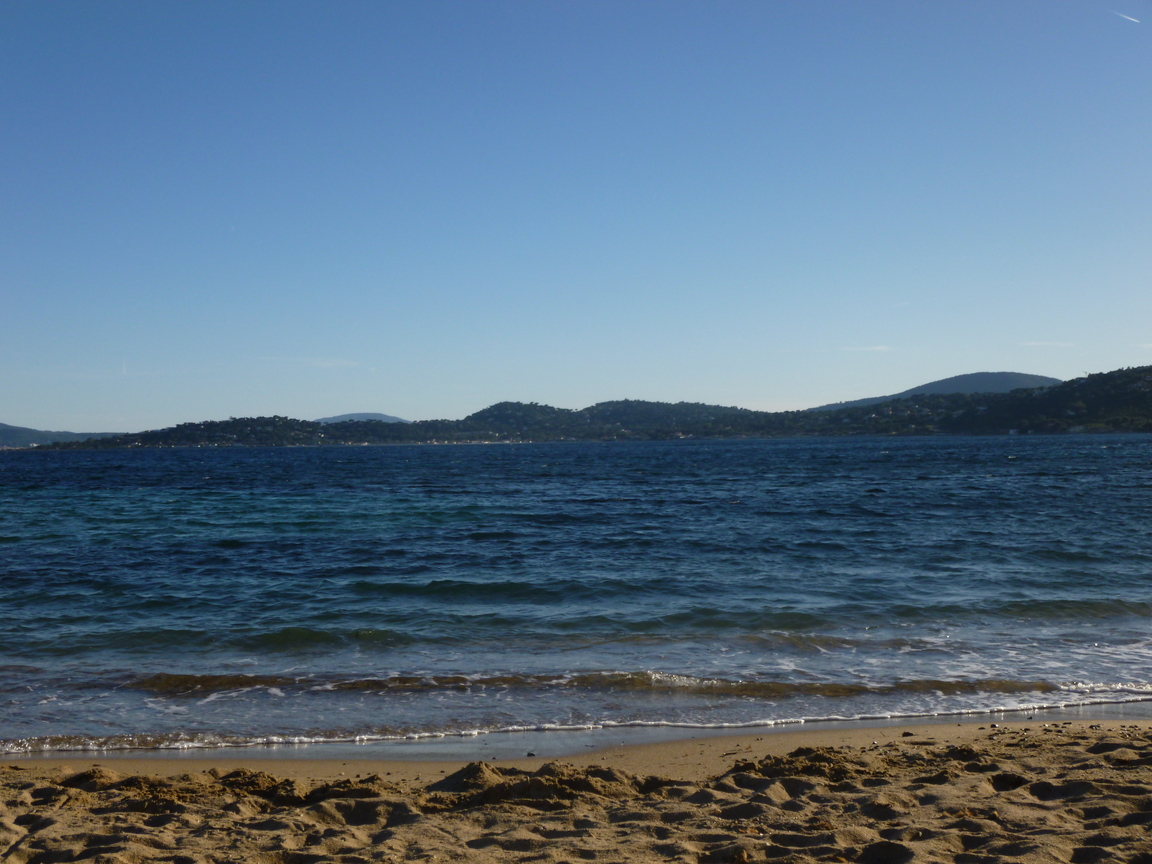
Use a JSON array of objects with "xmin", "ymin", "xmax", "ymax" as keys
[{"xmin": 1112, "ymin": 11, "xmax": 1140, "ymax": 22}]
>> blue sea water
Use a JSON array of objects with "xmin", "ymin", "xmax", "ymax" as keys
[{"xmin": 1, "ymin": 435, "xmax": 1151, "ymax": 755}]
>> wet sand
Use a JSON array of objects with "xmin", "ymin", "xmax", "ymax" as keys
[{"xmin": 4, "ymin": 720, "xmax": 1151, "ymax": 862}]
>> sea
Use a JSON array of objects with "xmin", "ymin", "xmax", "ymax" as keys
[{"xmin": 2, "ymin": 435, "xmax": 1151, "ymax": 759}]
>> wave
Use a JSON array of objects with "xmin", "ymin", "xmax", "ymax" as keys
[
  {"xmin": 124, "ymin": 669, "xmax": 1064, "ymax": 698},
  {"xmin": 886, "ymin": 598, "xmax": 1152, "ymax": 622},
  {"xmin": 236, "ymin": 626, "xmax": 413, "ymax": 650},
  {"xmin": 994, "ymin": 598, "xmax": 1152, "ymax": 619},
  {"xmin": 6, "ymin": 591, "xmax": 1150, "ymax": 658},
  {"xmin": 345, "ymin": 575, "xmax": 714, "ymax": 604}
]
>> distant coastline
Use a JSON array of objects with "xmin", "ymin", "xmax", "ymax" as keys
[{"xmin": 22, "ymin": 364, "xmax": 1152, "ymax": 449}]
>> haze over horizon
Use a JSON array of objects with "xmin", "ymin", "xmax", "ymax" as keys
[{"xmin": 4, "ymin": 1, "xmax": 1150, "ymax": 432}]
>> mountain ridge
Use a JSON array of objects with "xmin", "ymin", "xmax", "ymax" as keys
[{"xmin": 809, "ymin": 371, "xmax": 1062, "ymax": 411}]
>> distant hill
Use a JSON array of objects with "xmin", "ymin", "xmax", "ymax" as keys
[
  {"xmin": 0, "ymin": 422, "xmax": 123, "ymax": 448},
  {"xmin": 315, "ymin": 412, "xmax": 410, "ymax": 424},
  {"xmin": 32, "ymin": 365, "xmax": 1152, "ymax": 449},
  {"xmin": 810, "ymin": 372, "xmax": 1062, "ymax": 411}
]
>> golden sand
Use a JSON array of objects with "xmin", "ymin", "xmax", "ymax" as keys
[{"xmin": 3, "ymin": 720, "xmax": 1150, "ymax": 863}]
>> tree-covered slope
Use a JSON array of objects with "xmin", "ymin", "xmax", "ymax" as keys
[{"xmin": 945, "ymin": 366, "xmax": 1152, "ymax": 434}]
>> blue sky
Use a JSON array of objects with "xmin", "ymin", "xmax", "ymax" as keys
[{"xmin": 3, "ymin": 0, "xmax": 1150, "ymax": 431}]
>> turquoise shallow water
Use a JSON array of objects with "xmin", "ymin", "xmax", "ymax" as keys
[{"xmin": 2, "ymin": 435, "xmax": 1151, "ymax": 753}]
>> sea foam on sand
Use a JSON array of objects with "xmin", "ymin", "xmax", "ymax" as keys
[{"xmin": 3, "ymin": 720, "xmax": 1151, "ymax": 864}]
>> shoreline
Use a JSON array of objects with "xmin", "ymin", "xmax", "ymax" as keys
[
  {"xmin": 0, "ymin": 719, "xmax": 1102, "ymax": 783},
  {"xmin": 11, "ymin": 700, "xmax": 1152, "ymax": 779}
]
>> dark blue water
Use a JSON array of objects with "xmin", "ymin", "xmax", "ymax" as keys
[{"xmin": 2, "ymin": 436, "xmax": 1151, "ymax": 753}]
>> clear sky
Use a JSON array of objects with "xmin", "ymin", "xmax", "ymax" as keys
[{"xmin": 3, "ymin": 0, "xmax": 1150, "ymax": 431}]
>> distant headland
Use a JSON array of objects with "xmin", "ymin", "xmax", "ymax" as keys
[
  {"xmin": 14, "ymin": 365, "xmax": 1152, "ymax": 449},
  {"xmin": 0, "ymin": 423, "xmax": 124, "ymax": 449}
]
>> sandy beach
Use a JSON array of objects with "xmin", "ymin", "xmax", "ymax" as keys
[{"xmin": 4, "ymin": 719, "xmax": 1151, "ymax": 863}]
